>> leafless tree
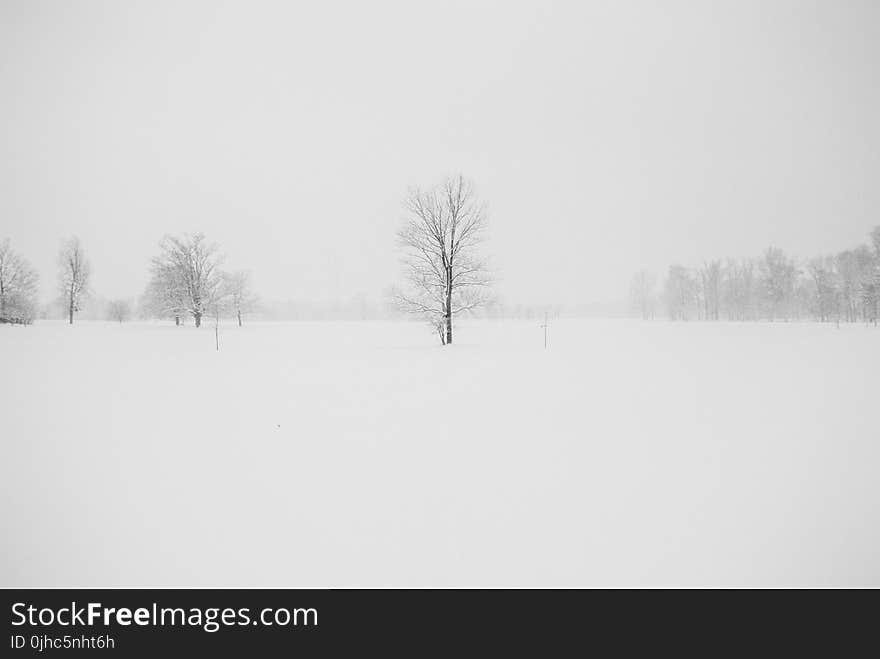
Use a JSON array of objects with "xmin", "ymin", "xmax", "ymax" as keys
[
  {"xmin": 722, "ymin": 258, "xmax": 756, "ymax": 321},
  {"xmin": 142, "ymin": 261, "xmax": 186, "ymax": 325},
  {"xmin": 58, "ymin": 236, "xmax": 91, "ymax": 325},
  {"xmin": 868, "ymin": 226, "xmax": 880, "ymax": 325},
  {"xmin": 837, "ymin": 245, "xmax": 875, "ymax": 323},
  {"xmin": 698, "ymin": 260, "xmax": 722, "ymax": 320},
  {"xmin": 148, "ymin": 233, "xmax": 223, "ymax": 327},
  {"xmin": 665, "ymin": 265, "xmax": 697, "ymax": 321},
  {"xmin": 758, "ymin": 247, "xmax": 798, "ymax": 321},
  {"xmin": 206, "ymin": 287, "xmax": 233, "ymax": 351},
  {"xmin": 629, "ymin": 269, "xmax": 656, "ymax": 319},
  {"xmin": 805, "ymin": 256, "xmax": 839, "ymax": 323},
  {"xmin": 0, "ymin": 238, "xmax": 39, "ymax": 325},
  {"xmin": 107, "ymin": 299, "xmax": 131, "ymax": 323},
  {"xmin": 393, "ymin": 175, "xmax": 492, "ymax": 344},
  {"xmin": 646, "ymin": 225, "xmax": 880, "ymax": 324},
  {"xmin": 222, "ymin": 270, "xmax": 258, "ymax": 327}
]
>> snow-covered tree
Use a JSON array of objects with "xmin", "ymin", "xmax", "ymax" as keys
[
  {"xmin": 107, "ymin": 299, "xmax": 131, "ymax": 323},
  {"xmin": 142, "ymin": 261, "xmax": 186, "ymax": 324},
  {"xmin": 665, "ymin": 265, "xmax": 697, "ymax": 321},
  {"xmin": 644, "ymin": 225, "xmax": 880, "ymax": 324},
  {"xmin": 0, "ymin": 238, "xmax": 39, "ymax": 325},
  {"xmin": 836, "ymin": 246, "xmax": 874, "ymax": 322},
  {"xmin": 805, "ymin": 256, "xmax": 839, "ymax": 323},
  {"xmin": 722, "ymin": 258, "xmax": 756, "ymax": 321},
  {"xmin": 148, "ymin": 233, "xmax": 223, "ymax": 327},
  {"xmin": 222, "ymin": 270, "xmax": 258, "ymax": 327},
  {"xmin": 863, "ymin": 277, "xmax": 880, "ymax": 326},
  {"xmin": 393, "ymin": 175, "xmax": 491, "ymax": 345},
  {"xmin": 860, "ymin": 236, "xmax": 879, "ymax": 325},
  {"xmin": 629, "ymin": 269, "xmax": 656, "ymax": 319},
  {"xmin": 58, "ymin": 236, "xmax": 91, "ymax": 325},
  {"xmin": 759, "ymin": 247, "xmax": 797, "ymax": 321},
  {"xmin": 698, "ymin": 260, "xmax": 722, "ymax": 320}
]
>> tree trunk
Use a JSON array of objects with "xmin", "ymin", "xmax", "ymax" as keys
[
  {"xmin": 237, "ymin": 311, "xmax": 242, "ymax": 327},
  {"xmin": 194, "ymin": 312, "xmax": 202, "ymax": 328},
  {"xmin": 445, "ymin": 265, "xmax": 453, "ymax": 345},
  {"xmin": 69, "ymin": 280, "xmax": 75, "ymax": 325}
]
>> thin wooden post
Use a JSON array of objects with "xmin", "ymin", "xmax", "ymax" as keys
[{"xmin": 541, "ymin": 312, "xmax": 548, "ymax": 349}]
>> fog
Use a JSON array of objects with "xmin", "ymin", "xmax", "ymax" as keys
[{"xmin": 2, "ymin": 0, "xmax": 879, "ymax": 308}]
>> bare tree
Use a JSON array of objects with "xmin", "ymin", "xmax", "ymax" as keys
[
  {"xmin": 722, "ymin": 258, "xmax": 756, "ymax": 321},
  {"xmin": 107, "ymin": 299, "xmax": 131, "ymax": 323},
  {"xmin": 805, "ymin": 256, "xmax": 839, "ymax": 323},
  {"xmin": 629, "ymin": 269, "xmax": 656, "ymax": 319},
  {"xmin": 863, "ymin": 226, "xmax": 880, "ymax": 325},
  {"xmin": 393, "ymin": 175, "xmax": 491, "ymax": 344},
  {"xmin": 759, "ymin": 247, "xmax": 797, "ymax": 321},
  {"xmin": 58, "ymin": 236, "xmax": 91, "ymax": 325},
  {"xmin": 645, "ymin": 225, "xmax": 880, "ymax": 325},
  {"xmin": 148, "ymin": 233, "xmax": 223, "ymax": 328},
  {"xmin": 665, "ymin": 265, "xmax": 697, "ymax": 321},
  {"xmin": 835, "ymin": 246, "xmax": 874, "ymax": 323},
  {"xmin": 142, "ymin": 265, "xmax": 186, "ymax": 325},
  {"xmin": 223, "ymin": 270, "xmax": 258, "ymax": 327},
  {"xmin": 206, "ymin": 286, "xmax": 232, "ymax": 351},
  {"xmin": 698, "ymin": 260, "xmax": 722, "ymax": 320},
  {"xmin": 0, "ymin": 238, "xmax": 39, "ymax": 325}
]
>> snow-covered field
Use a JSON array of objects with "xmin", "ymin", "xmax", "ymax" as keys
[{"xmin": 2, "ymin": 319, "xmax": 878, "ymax": 586}]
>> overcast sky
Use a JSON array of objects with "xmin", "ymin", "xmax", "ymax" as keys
[{"xmin": 2, "ymin": 0, "xmax": 878, "ymax": 306}]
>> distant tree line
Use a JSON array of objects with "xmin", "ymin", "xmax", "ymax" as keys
[
  {"xmin": 631, "ymin": 226, "xmax": 880, "ymax": 324},
  {"xmin": 0, "ymin": 235, "xmax": 94, "ymax": 325},
  {"xmin": 0, "ymin": 232, "xmax": 258, "ymax": 327}
]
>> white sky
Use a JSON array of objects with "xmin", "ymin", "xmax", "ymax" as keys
[{"xmin": 2, "ymin": 0, "xmax": 879, "ymax": 305}]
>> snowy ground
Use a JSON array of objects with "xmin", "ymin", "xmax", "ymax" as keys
[{"xmin": 2, "ymin": 318, "xmax": 878, "ymax": 586}]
